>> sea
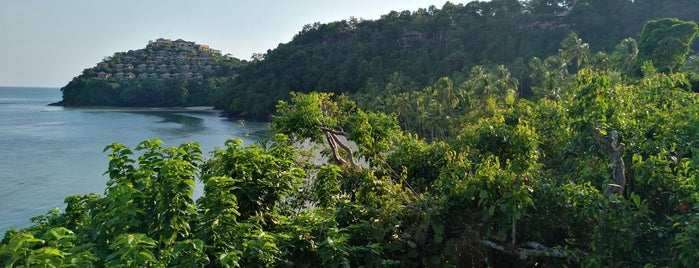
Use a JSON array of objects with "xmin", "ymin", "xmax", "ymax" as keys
[{"xmin": 0, "ymin": 86, "xmax": 269, "ymax": 235}]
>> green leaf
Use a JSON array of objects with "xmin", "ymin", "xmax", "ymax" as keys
[
  {"xmin": 479, "ymin": 190, "xmax": 488, "ymax": 199},
  {"xmin": 631, "ymin": 193, "xmax": 641, "ymax": 207},
  {"xmin": 434, "ymin": 234, "xmax": 444, "ymax": 245}
]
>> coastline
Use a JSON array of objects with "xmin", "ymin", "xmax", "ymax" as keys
[
  {"xmin": 48, "ymin": 103, "xmax": 224, "ymax": 114},
  {"xmin": 50, "ymin": 102, "xmax": 272, "ymax": 123}
]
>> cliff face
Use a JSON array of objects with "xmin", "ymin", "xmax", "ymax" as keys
[{"xmin": 59, "ymin": 38, "xmax": 246, "ymax": 107}]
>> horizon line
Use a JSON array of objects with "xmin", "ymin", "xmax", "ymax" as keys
[{"xmin": 0, "ymin": 85, "xmax": 61, "ymax": 89}]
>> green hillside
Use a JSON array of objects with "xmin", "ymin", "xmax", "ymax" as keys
[
  {"xmin": 57, "ymin": 38, "xmax": 246, "ymax": 107},
  {"xmin": 56, "ymin": 1, "xmax": 699, "ymax": 116},
  {"xmin": 220, "ymin": 0, "xmax": 699, "ymax": 119},
  {"xmin": 4, "ymin": 1, "xmax": 699, "ymax": 266}
]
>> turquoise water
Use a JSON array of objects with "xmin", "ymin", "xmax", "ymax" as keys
[{"xmin": 0, "ymin": 87, "xmax": 268, "ymax": 234}]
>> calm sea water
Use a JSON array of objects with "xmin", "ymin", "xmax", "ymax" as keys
[{"xmin": 0, "ymin": 87, "xmax": 268, "ymax": 234}]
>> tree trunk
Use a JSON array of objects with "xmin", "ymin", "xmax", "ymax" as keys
[
  {"xmin": 593, "ymin": 128, "xmax": 626, "ymax": 198},
  {"xmin": 321, "ymin": 127, "xmax": 357, "ymax": 167}
]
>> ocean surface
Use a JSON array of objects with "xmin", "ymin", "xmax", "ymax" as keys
[{"xmin": 0, "ymin": 87, "xmax": 268, "ymax": 235}]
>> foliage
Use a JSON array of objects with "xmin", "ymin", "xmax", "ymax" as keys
[
  {"xmin": 4, "ymin": 11, "xmax": 699, "ymax": 268},
  {"xmin": 272, "ymin": 91, "xmax": 401, "ymax": 168},
  {"xmin": 201, "ymin": 136, "xmax": 305, "ymax": 220},
  {"xmin": 59, "ymin": 40, "xmax": 246, "ymax": 108},
  {"xmin": 634, "ymin": 18, "xmax": 699, "ymax": 75},
  {"xmin": 221, "ymin": 0, "xmax": 699, "ymax": 120}
]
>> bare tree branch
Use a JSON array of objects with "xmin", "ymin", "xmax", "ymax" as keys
[
  {"xmin": 320, "ymin": 126, "xmax": 349, "ymax": 136},
  {"xmin": 325, "ymin": 131, "xmax": 347, "ymax": 165},
  {"xmin": 329, "ymin": 131, "xmax": 357, "ymax": 166}
]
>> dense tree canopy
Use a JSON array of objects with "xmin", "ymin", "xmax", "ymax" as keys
[
  {"xmin": 58, "ymin": 39, "xmax": 246, "ymax": 107},
  {"xmin": 56, "ymin": 1, "xmax": 699, "ymax": 118},
  {"xmin": 4, "ymin": 23, "xmax": 699, "ymax": 265},
  {"xmin": 634, "ymin": 18, "xmax": 699, "ymax": 74},
  {"xmin": 219, "ymin": 0, "xmax": 699, "ymax": 120},
  {"xmin": 6, "ymin": 3, "xmax": 699, "ymax": 267}
]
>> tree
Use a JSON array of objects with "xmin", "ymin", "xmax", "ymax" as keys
[
  {"xmin": 634, "ymin": 18, "xmax": 699, "ymax": 74},
  {"xmin": 560, "ymin": 32, "xmax": 591, "ymax": 72},
  {"xmin": 272, "ymin": 92, "xmax": 359, "ymax": 167},
  {"xmin": 610, "ymin": 37, "xmax": 639, "ymax": 74},
  {"xmin": 273, "ymin": 92, "xmax": 404, "ymax": 169},
  {"xmin": 525, "ymin": 0, "xmax": 573, "ymax": 14},
  {"xmin": 201, "ymin": 136, "xmax": 305, "ymax": 220}
]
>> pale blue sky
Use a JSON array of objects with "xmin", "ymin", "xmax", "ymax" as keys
[{"xmin": 0, "ymin": 0, "xmax": 465, "ymax": 87}]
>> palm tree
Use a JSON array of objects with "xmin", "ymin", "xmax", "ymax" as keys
[
  {"xmin": 610, "ymin": 37, "xmax": 638, "ymax": 74},
  {"xmin": 559, "ymin": 32, "xmax": 591, "ymax": 72}
]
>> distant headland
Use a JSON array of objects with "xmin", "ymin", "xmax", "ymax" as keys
[{"xmin": 54, "ymin": 38, "xmax": 246, "ymax": 107}]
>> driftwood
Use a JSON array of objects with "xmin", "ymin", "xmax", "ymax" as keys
[{"xmin": 593, "ymin": 128, "xmax": 626, "ymax": 198}]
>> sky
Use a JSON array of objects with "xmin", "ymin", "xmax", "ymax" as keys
[{"xmin": 0, "ymin": 0, "xmax": 466, "ymax": 88}]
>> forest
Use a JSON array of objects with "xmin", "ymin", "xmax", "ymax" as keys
[
  {"xmin": 57, "ymin": 1, "xmax": 699, "ymax": 117},
  {"xmin": 57, "ymin": 39, "xmax": 246, "ymax": 107},
  {"xmin": 2, "ymin": 13, "xmax": 699, "ymax": 266},
  {"xmin": 218, "ymin": 0, "xmax": 699, "ymax": 120}
]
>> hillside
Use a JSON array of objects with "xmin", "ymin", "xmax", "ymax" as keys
[
  {"xmin": 219, "ymin": 0, "xmax": 699, "ymax": 120},
  {"xmin": 57, "ymin": 38, "xmax": 246, "ymax": 107},
  {"xmin": 4, "ymin": 0, "xmax": 699, "ymax": 265},
  {"xmin": 54, "ymin": 1, "xmax": 699, "ymax": 115}
]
